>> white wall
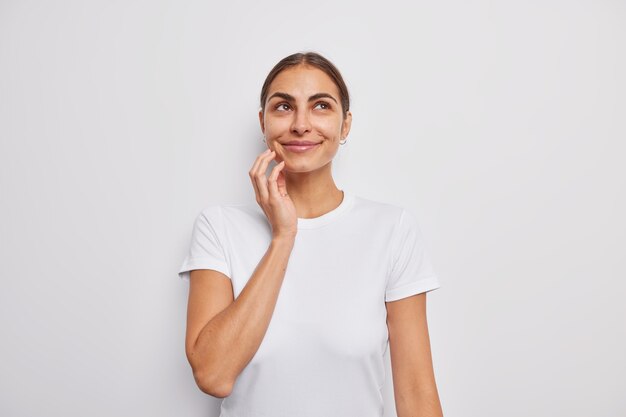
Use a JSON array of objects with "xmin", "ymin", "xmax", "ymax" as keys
[{"xmin": 1, "ymin": 1, "xmax": 624, "ymax": 416}]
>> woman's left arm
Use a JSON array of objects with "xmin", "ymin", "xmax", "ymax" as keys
[{"xmin": 386, "ymin": 292, "xmax": 444, "ymax": 417}]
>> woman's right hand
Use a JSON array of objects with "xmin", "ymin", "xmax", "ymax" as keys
[{"xmin": 249, "ymin": 149, "xmax": 297, "ymax": 239}]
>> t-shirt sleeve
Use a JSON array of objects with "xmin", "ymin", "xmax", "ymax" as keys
[
  {"xmin": 178, "ymin": 206, "xmax": 231, "ymax": 282},
  {"xmin": 385, "ymin": 208, "xmax": 441, "ymax": 302}
]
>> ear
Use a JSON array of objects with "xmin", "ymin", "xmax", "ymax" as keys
[
  {"xmin": 258, "ymin": 108, "xmax": 265, "ymax": 134},
  {"xmin": 341, "ymin": 110, "xmax": 352, "ymax": 139}
]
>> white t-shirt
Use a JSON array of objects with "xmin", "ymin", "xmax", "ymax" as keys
[{"xmin": 178, "ymin": 190, "xmax": 441, "ymax": 417}]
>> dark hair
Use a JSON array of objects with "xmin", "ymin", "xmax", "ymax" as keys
[{"xmin": 259, "ymin": 51, "xmax": 350, "ymax": 119}]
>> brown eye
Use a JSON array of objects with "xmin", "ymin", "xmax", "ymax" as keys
[
  {"xmin": 314, "ymin": 101, "xmax": 331, "ymax": 110},
  {"xmin": 275, "ymin": 103, "xmax": 291, "ymax": 111}
]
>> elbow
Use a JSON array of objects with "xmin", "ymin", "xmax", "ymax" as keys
[
  {"xmin": 193, "ymin": 369, "xmax": 233, "ymax": 399},
  {"xmin": 186, "ymin": 345, "xmax": 234, "ymax": 398}
]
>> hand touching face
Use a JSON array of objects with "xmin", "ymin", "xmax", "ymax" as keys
[{"xmin": 249, "ymin": 148, "xmax": 297, "ymax": 238}]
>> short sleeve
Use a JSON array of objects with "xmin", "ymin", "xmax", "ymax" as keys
[
  {"xmin": 385, "ymin": 209, "xmax": 441, "ymax": 302},
  {"xmin": 178, "ymin": 206, "xmax": 231, "ymax": 282}
]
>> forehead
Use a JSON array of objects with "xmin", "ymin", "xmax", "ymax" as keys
[{"xmin": 267, "ymin": 65, "xmax": 340, "ymax": 98}]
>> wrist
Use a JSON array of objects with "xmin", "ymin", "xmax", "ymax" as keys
[{"xmin": 271, "ymin": 234, "xmax": 296, "ymax": 246}]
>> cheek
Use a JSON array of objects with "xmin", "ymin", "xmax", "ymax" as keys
[
  {"xmin": 317, "ymin": 119, "xmax": 343, "ymax": 138},
  {"xmin": 265, "ymin": 118, "xmax": 290, "ymax": 136}
]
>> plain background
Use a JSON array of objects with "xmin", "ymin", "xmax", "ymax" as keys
[{"xmin": 1, "ymin": 0, "xmax": 624, "ymax": 416}]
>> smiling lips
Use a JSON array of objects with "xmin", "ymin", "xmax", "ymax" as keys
[{"xmin": 282, "ymin": 140, "xmax": 321, "ymax": 153}]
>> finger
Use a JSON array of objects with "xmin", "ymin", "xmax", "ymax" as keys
[
  {"xmin": 276, "ymin": 167, "xmax": 288, "ymax": 197},
  {"xmin": 249, "ymin": 152, "xmax": 264, "ymax": 199},
  {"xmin": 254, "ymin": 150, "xmax": 276, "ymax": 202},
  {"xmin": 249, "ymin": 149, "xmax": 272, "ymax": 201},
  {"xmin": 268, "ymin": 160, "xmax": 285, "ymax": 198},
  {"xmin": 250, "ymin": 148, "xmax": 270, "ymax": 174}
]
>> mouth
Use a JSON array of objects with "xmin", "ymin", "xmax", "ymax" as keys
[{"xmin": 281, "ymin": 141, "xmax": 322, "ymax": 153}]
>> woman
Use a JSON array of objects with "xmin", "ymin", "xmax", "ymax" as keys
[{"xmin": 178, "ymin": 51, "xmax": 443, "ymax": 417}]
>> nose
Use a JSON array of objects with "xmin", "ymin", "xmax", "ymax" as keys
[{"xmin": 291, "ymin": 108, "xmax": 311, "ymax": 136}]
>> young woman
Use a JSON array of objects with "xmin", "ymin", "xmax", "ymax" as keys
[{"xmin": 179, "ymin": 51, "xmax": 443, "ymax": 417}]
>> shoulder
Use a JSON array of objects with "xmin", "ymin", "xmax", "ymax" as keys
[
  {"xmin": 196, "ymin": 199, "xmax": 259, "ymax": 218},
  {"xmin": 197, "ymin": 201, "xmax": 268, "ymax": 229},
  {"xmin": 351, "ymin": 194, "xmax": 408, "ymax": 226},
  {"xmin": 350, "ymin": 194, "xmax": 427, "ymax": 244}
]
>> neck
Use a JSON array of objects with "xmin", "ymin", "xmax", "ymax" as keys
[{"xmin": 283, "ymin": 163, "xmax": 343, "ymax": 219}]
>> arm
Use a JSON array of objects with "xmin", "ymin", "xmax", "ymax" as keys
[
  {"xmin": 186, "ymin": 235, "xmax": 295, "ymax": 398},
  {"xmin": 386, "ymin": 292, "xmax": 443, "ymax": 417},
  {"xmin": 185, "ymin": 148, "xmax": 295, "ymax": 398}
]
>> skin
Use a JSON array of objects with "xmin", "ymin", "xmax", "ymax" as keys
[
  {"xmin": 255, "ymin": 64, "xmax": 443, "ymax": 416},
  {"xmin": 183, "ymin": 66, "xmax": 350, "ymax": 398},
  {"xmin": 185, "ymin": 63, "xmax": 444, "ymax": 413},
  {"xmin": 257, "ymin": 64, "xmax": 352, "ymax": 232},
  {"xmin": 386, "ymin": 294, "xmax": 444, "ymax": 416}
]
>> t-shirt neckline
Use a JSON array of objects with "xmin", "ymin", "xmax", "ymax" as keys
[{"xmin": 297, "ymin": 189, "xmax": 355, "ymax": 229}]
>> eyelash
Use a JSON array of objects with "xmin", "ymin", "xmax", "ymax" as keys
[{"xmin": 274, "ymin": 101, "xmax": 331, "ymax": 111}]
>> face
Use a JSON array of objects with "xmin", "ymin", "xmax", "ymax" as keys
[{"xmin": 259, "ymin": 65, "xmax": 352, "ymax": 174}]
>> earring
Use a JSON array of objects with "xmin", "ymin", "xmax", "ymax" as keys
[
  {"xmin": 339, "ymin": 138, "xmax": 347, "ymax": 145},
  {"xmin": 262, "ymin": 136, "xmax": 266, "ymax": 143}
]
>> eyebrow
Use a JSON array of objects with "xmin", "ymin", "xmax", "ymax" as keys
[{"xmin": 267, "ymin": 92, "xmax": 338, "ymax": 105}]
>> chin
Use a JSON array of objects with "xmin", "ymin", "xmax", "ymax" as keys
[{"xmin": 285, "ymin": 160, "xmax": 332, "ymax": 174}]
